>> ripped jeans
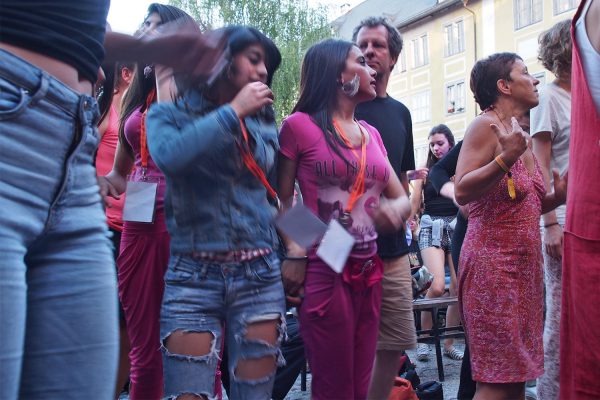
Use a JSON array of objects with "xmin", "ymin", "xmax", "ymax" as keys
[
  {"xmin": 160, "ymin": 252, "xmax": 286, "ymax": 399},
  {"xmin": 0, "ymin": 50, "xmax": 118, "ymax": 399}
]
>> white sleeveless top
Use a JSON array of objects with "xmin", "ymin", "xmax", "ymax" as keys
[{"xmin": 575, "ymin": 0, "xmax": 600, "ymax": 114}]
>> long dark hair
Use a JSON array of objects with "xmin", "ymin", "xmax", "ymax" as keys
[
  {"xmin": 97, "ymin": 61, "xmax": 134, "ymax": 125},
  {"xmin": 97, "ymin": 62, "xmax": 116, "ymax": 123},
  {"xmin": 175, "ymin": 25, "xmax": 281, "ymax": 123},
  {"xmin": 293, "ymin": 39, "xmax": 355, "ymax": 163},
  {"xmin": 425, "ymin": 124, "xmax": 455, "ymax": 169},
  {"xmin": 118, "ymin": 3, "xmax": 195, "ymax": 156}
]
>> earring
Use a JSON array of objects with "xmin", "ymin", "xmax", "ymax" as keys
[
  {"xmin": 143, "ymin": 64, "xmax": 154, "ymax": 78},
  {"xmin": 341, "ymin": 73, "xmax": 360, "ymax": 97}
]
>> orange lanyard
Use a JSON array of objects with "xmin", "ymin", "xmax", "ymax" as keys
[
  {"xmin": 139, "ymin": 88, "xmax": 156, "ymax": 172},
  {"xmin": 332, "ymin": 119, "xmax": 367, "ymax": 213},
  {"xmin": 237, "ymin": 118, "xmax": 280, "ymax": 207}
]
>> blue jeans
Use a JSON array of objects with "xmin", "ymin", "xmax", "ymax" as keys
[
  {"xmin": 0, "ymin": 50, "xmax": 118, "ymax": 399},
  {"xmin": 161, "ymin": 252, "xmax": 286, "ymax": 400}
]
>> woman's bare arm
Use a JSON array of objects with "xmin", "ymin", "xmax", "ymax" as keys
[{"xmin": 455, "ymin": 116, "xmax": 528, "ymax": 205}]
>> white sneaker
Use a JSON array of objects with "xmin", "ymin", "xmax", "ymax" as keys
[{"xmin": 416, "ymin": 343, "xmax": 430, "ymax": 361}]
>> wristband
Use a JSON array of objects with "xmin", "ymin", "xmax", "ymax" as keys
[
  {"xmin": 494, "ymin": 155, "xmax": 516, "ymax": 200},
  {"xmin": 285, "ymin": 255, "xmax": 308, "ymax": 261},
  {"xmin": 544, "ymin": 222, "xmax": 560, "ymax": 229}
]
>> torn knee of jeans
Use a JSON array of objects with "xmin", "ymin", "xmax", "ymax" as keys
[
  {"xmin": 161, "ymin": 329, "xmax": 220, "ymax": 362},
  {"xmin": 232, "ymin": 351, "xmax": 285, "ymax": 385},
  {"xmin": 237, "ymin": 312, "xmax": 287, "ymax": 347}
]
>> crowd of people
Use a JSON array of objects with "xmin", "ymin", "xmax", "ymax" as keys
[{"xmin": 0, "ymin": 0, "xmax": 598, "ymax": 400}]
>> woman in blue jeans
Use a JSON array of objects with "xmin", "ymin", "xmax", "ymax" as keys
[
  {"xmin": 0, "ymin": 2, "xmax": 117, "ymax": 399},
  {"xmin": 146, "ymin": 26, "xmax": 285, "ymax": 399},
  {"xmin": 0, "ymin": 2, "xmax": 227, "ymax": 398}
]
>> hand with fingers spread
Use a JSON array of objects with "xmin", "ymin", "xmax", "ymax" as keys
[
  {"xmin": 230, "ymin": 81, "xmax": 274, "ymax": 119},
  {"xmin": 491, "ymin": 116, "xmax": 529, "ymax": 166}
]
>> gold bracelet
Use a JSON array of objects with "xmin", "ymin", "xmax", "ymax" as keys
[{"xmin": 494, "ymin": 155, "xmax": 510, "ymax": 173}]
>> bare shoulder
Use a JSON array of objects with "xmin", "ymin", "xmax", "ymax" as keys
[
  {"xmin": 463, "ymin": 114, "xmax": 496, "ymax": 142},
  {"xmin": 457, "ymin": 114, "xmax": 498, "ymax": 175}
]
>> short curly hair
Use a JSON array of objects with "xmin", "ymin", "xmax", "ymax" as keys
[
  {"xmin": 538, "ymin": 19, "xmax": 572, "ymax": 79},
  {"xmin": 352, "ymin": 17, "xmax": 403, "ymax": 62},
  {"xmin": 470, "ymin": 52, "xmax": 522, "ymax": 111}
]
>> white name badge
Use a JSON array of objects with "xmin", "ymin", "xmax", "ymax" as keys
[
  {"xmin": 275, "ymin": 203, "xmax": 328, "ymax": 248},
  {"xmin": 122, "ymin": 176, "xmax": 159, "ymax": 223},
  {"xmin": 316, "ymin": 219, "xmax": 356, "ymax": 274}
]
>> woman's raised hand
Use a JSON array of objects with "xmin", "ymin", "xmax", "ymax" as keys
[
  {"xmin": 230, "ymin": 82, "xmax": 274, "ymax": 119},
  {"xmin": 491, "ymin": 117, "xmax": 529, "ymax": 165}
]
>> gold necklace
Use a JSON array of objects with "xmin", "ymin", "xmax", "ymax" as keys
[{"xmin": 491, "ymin": 108, "xmax": 511, "ymax": 134}]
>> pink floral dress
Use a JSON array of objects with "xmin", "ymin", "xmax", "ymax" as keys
[{"xmin": 458, "ymin": 156, "xmax": 546, "ymax": 383}]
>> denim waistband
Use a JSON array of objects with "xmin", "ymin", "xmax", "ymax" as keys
[{"xmin": 0, "ymin": 49, "xmax": 97, "ymax": 123}]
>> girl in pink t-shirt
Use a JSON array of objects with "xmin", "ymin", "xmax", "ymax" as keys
[{"xmin": 278, "ymin": 39, "xmax": 411, "ymax": 400}]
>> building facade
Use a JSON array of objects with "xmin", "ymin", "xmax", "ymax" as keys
[{"xmin": 334, "ymin": 0, "xmax": 579, "ymax": 166}]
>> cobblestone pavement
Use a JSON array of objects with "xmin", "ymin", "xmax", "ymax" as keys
[
  {"xmin": 120, "ymin": 340, "xmax": 467, "ymax": 399},
  {"xmin": 282, "ymin": 339, "xmax": 465, "ymax": 400}
]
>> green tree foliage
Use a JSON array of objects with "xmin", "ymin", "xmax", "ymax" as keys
[{"xmin": 169, "ymin": 0, "xmax": 332, "ymax": 122}]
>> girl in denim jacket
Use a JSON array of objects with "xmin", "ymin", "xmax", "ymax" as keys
[{"xmin": 146, "ymin": 26, "xmax": 285, "ymax": 399}]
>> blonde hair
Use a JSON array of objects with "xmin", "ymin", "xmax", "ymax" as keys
[{"xmin": 538, "ymin": 19, "xmax": 572, "ymax": 79}]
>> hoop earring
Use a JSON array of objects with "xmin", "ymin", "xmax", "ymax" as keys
[
  {"xmin": 143, "ymin": 64, "xmax": 154, "ymax": 78},
  {"xmin": 341, "ymin": 73, "xmax": 360, "ymax": 97}
]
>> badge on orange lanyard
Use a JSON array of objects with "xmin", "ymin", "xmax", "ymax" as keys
[
  {"xmin": 332, "ymin": 119, "xmax": 367, "ymax": 229},
  {"xmin": 315, "ymin": 120, "xmax": 368, "ymax": 274},
  {"xmin": 123, "ymin": 89, "xmax": 160, "ymax": 223}
]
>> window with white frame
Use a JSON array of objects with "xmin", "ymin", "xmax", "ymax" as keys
[
  {"xmin": 392, "ymin": 51, "xmax": 407, "ymax": 76},
  {"xmin": 444, "ymin": 20, "xmax": 465, "ymax": 57},
  {"xmin": 553, "ymin": 0, "xmax": 577, "ymax": 14},
  {"xmin": 399, "ymin": 50, "xmax": 407, "ymax": 72},
  {"xmin": 412, "ymin": 34, "xmax": 429, "ymax": 68},
  {"xmin": 411, "ymin": 90, "xmax": 430, "ymax": 123},
  {"xmin": 413, "ymin": 143, "xmax": 429, "ymax": 170},
  {"xmin": 514, "ymin": 0, "xmax": 543, "ymax": 30},
  {"xmin": 446, "ymin": 81, "xmax": 466, "ymax": 115}
]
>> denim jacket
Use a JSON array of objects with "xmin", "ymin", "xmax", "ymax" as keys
[{"xmin": 146, "ymin": 89, "xmax": 279, "ymax": 254}]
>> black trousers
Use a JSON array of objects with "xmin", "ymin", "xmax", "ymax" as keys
[{"xmin": 451, "ymin": 213, "xmax": 476, "ymax": 400}]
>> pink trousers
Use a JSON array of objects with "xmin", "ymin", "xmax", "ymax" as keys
[
  {"xmin": 118, "ymin": 212, "xmax": 170, "ymax": 400},
  {"xmin": 299, "ymin": 256, "xmax": 382, "ymax": 400}
]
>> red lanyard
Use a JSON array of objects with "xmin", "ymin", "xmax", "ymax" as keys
[
  {"xmin": 237, "ymin": 119, "xmax": 280, "ymax": 207},
  {"xmin": 332, "ymin": 119, "xmax": 367, "ymax": 213},
  {"xmin": 139, "ymin": 88, "xmax": 156, "ymax": 171}
]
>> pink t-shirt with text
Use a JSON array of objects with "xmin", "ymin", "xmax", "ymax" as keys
[{"xmin": 279, "ymin": 112, "xmax": 391, "ymax": 255}]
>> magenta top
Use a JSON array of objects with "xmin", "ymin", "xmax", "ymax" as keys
[{"xmin": 279, "ymin": 112, "xmax": 390, "ymax": 256}]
